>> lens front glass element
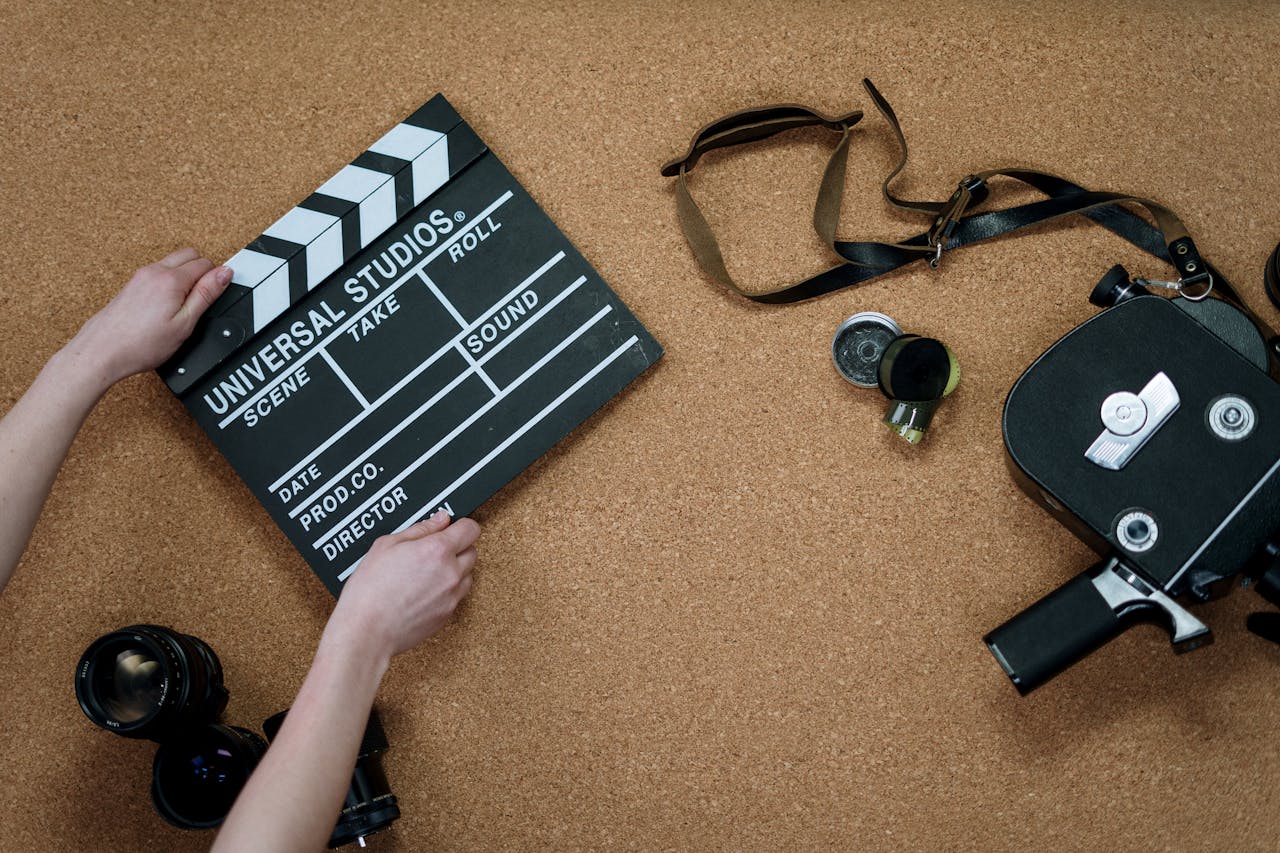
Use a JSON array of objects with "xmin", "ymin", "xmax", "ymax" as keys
[
  {"xmin": 94, "ymin": 646, "xmax": 165, "ymax": 723},
  {"xmin": 153, "ymin": 727, "xmax": 261, "ymax": 828},
  {"xmin": 162, "ymin": 744, "xmax": 244, "ymax": 823}
]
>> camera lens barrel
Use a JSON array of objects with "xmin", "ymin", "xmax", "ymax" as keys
[
  {"xmin": 150, "ymin": 724, "xmax": 267, "ymax": 829},
  {"xmin": 263, "ymin": 708, "xmax": 401, "ymax": 848},
  {"xmin": 75, "ymin": 625, "xmax": 229, "ymax": 741}
]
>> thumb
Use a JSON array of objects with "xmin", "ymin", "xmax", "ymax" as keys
[
  {"xmin": 399, "ymin": 510, "xmax": 452, "ymax": 541},
  {"xmin": 177, "ymin": 265, "xmax": 232, "ymax": 331}
]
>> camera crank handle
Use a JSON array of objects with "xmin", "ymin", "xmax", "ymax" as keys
[{"xmin": 984, "ymin": 557, "xmax": 1212, "ymax": 695}]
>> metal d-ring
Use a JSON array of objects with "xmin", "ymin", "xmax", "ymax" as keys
[{"xmin": 1180, "ymin": 272, "xmax": 1214, "ymax": 302}]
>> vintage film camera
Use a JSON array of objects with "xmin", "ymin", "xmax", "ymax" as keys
[{"xmin": 985, "ymin": 266, "xmax": 1280, "ymax": 694}]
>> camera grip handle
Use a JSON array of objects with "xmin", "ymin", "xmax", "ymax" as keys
[
  {"xmin": 985, "ymin": 558, "xmax": 1213, "ymax": 694},
  {"xmin": 984, "ymin": 565, "xmax": 1129, "ymax": 696}
]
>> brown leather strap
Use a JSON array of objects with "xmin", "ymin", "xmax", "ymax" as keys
[{"xmin": 662, "ymin": 104, "xmax": 862, "ymax": 298}]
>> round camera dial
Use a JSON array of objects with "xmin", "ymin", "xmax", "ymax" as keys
[
  {"xmin": 1116, "ymin": 510, "xmax": 1159, "ymax": 553},
  {"xmin": 1100, "ymin": 391, "xmax": 1148, "ymax": 436},
  {"xmin": 1207, "ymin": 395, "xmax": 1255, "ymax": 441}
]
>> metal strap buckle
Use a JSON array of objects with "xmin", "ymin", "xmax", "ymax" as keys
[{"xmin": 927, "ymin": 175, "xmax": 986, "ymax": 269}]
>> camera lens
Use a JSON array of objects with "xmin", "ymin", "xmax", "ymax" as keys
[
  {"xmin": 264, "ymin": 708, "xmax": 401, "ymax": 848},
  {"xmin": 151, "ymin": 724, "xmax": 267, "ymax": 829},
  {"xmin": 75, "ymin": 625, "xmax": 229, "ymax": 741}
]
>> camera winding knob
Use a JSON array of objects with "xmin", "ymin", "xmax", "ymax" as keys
[{"xmin": 1100, "ymin": 391, "xmax": 1148, "ymax": 436}]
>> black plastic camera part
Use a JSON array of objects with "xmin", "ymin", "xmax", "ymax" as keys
[
  {"xmin": 1264, "ymin": 241, "xmax": 1280, "ymax": 313},
  {"xmin": 1089, "ymin": 264, "xmax": 1149, "ymax": 308},
  {"xmin": 987, "ymin": 562, "xmax": 1132, "ymax": 696},
  {"xmin": 986, "ymin": 557, "xmax": 1213, "ymax": 695}
]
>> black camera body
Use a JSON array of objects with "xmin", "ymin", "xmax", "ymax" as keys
[{"xmin": 986, "ymin": 280, "xmax": 1280, "ymax": 693}]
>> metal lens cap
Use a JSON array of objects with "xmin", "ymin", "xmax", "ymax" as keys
[{"xmin": 832, "ymin": 312, "xmax": 903, "ymax": 388}]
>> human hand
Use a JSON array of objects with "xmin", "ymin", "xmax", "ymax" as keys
[
  {"xmin": 332, "ymin": 513, "xmax": 480, "ymax": 659},
  {"xmin": 70, "ymin": 247, "xmax": 231, "ymax": 385}
]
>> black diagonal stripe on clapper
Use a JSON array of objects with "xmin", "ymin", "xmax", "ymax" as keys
[
  {"xmin": 352, "ymin": 151, "xmax": 414, "ymax": 219},
  {"xmin": 403, "ymin": 95, "xmax": 461, "ymax": 134},
  {"xmin": 247, "ymin": 233, "xmax": 308, "ymax": 305},
  {"xmin": 299, "ymin": 193, "xmax": 361, "ymax": 263}
]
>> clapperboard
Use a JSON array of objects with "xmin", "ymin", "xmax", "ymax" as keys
[{"xmin": 160, "ymin": 97, "xmax": 661, "ymax": 595}]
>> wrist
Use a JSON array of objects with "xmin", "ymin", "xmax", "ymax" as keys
[
  {"xmin": 44, "ymin": 342, "xmax": 117, "ymax": 402},
  {"xmin": 319, "ymin": 603, "xmax": 395, "ymax": 679}
]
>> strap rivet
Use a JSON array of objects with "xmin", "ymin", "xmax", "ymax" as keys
[
  {"xmin": 1176, "ymin": 244, "xmax": 1189, "ymax": 255},
  {"xmin": 1185, "ymin": 262, "xmax": 1198, "ymax": 272}
]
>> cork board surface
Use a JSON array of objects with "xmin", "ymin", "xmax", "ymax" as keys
[{"xmin": 1, "ymin": 0, "xmax": 1278, "ymax": 850}]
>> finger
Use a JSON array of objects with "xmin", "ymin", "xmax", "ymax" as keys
[
  {"xmin": 175, "ymin": 265, "xmax": 231, "ymax": 331},
  {"xmin": 453, "ymin": 573, "xmax": 473, "ymax": 603},
  {"xmin": 437, "ymin": 517, "xmax": 480, "ymax": 552},
  {"xmin": 398, "ymin": 511, "xmax": 452, "ymax": 541},
  {"xmin": 156, "ymin": 247, "xmax": 200, "ymax": 269},
  {"xmin": 173, "ymin": 256, "xmax": 216, "ymax": 286},
  {"xmin": 456, "ymin": 546, "xmax": 477, "ymax": 574}
]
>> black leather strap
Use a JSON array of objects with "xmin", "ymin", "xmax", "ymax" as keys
[{"xmin": 664, "ymin": 79, "xmax": 1223, "ymax": 307}]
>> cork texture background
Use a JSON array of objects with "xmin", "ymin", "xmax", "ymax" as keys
[{"xmin": 2, "ymin": 0, "xmax": 1278, "ymax": 849}]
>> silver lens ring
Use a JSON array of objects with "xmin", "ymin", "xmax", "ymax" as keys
[{"xmin": 831, "ymin": 312, "xmax": 903, "ymax": 388}]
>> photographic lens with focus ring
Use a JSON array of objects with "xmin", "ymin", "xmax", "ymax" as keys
[{"xmin": 75, "ymin": 624, "xmax": 229, "ymax": 741}]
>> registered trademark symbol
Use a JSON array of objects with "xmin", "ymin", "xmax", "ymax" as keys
[{"xmin": 454, "ymin": 211, "xmax": 465, "ymax": 222}]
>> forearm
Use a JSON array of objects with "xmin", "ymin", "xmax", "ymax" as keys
[
  {"xmin": 0, "ymin": 341, "xmax": 112, "ymax": 591},
  {"xmin": 212, "ymin": 613, "xmax": 392, "ymax": 853}
]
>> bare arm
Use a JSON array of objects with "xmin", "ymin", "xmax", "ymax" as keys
[
  {"xmin": 213, "ymin": 512, "xmax": 480, "ymax": 853},
  {"xmin": 0, "ymin": 248, "xmax": 230, "ymax": 593}
]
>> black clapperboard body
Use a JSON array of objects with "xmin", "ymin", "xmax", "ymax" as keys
[{"xmin": 161, "ymin": 97, "xmax": 661, "ymax": 595}]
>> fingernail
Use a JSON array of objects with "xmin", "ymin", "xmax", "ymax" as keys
[{"xmin": 216, "ymin": 266, "xmax": 232, "ymax": 285}]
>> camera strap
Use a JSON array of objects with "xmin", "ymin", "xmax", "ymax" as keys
[{"xmin": 662, "ymin": 79, "xmax": 1255, "ymax": 312}]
